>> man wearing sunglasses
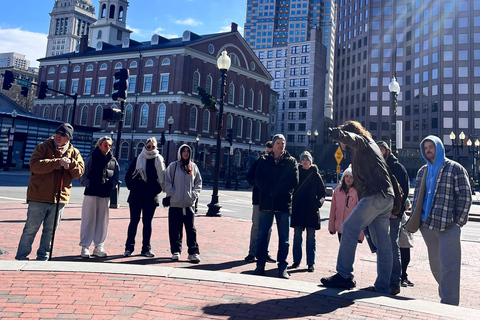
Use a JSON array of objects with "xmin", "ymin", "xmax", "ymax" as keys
[{"xmin": 15, "ymin": 123, "xmax": 85, "ymax": 261}]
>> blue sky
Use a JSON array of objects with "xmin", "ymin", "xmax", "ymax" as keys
[{"xmin": 0, "ymin": 0, "xmax": 247, "ymax": 67}]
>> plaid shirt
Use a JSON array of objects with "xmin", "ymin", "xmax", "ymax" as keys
[{"xmin": 412, "ymin": 159, "xmax": 472, "ymax": 231}]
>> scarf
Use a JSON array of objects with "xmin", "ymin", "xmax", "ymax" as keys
[
  {"xmin": 53, "ymin": 139, "xmax": 70, "ymax": 157},
  {"xmin": 133, "ymin": 147, "xmax": 165, "ymax": 186}
]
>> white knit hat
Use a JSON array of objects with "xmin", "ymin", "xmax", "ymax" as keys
[{"xmin": 343, "ymin": 165, "xmax": 353, "ymax": 177}]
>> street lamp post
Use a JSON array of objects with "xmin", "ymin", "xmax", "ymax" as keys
[
  {"xmin": 248, "ymin": 140, "xmax": 252, "ymax": 153},
  {"xmin": 467, "ymin": 138, "xmax": 480, "ymax": 188},
  {"xmin": 306, "ymin": 130, "xmax": 319, "ymax": 156},
  {"xmin": 195, "ymin": 135, "xmax": 200, "ymax": 161},
  {"xmin": 4, "ymin": 110, "xmax": 18, "ymax": 171},
  {"xmin": 207, "ymin": 50, "xmax": 231, "ymax": 217},
  {"xmin": 450, "ymin": 131, "xmax": 465, "ymax": 162},
  {"xmin": 388, "ymin": 77, "xmax": 401, "ymax": 153},
  {"xmin": 166, "ymin": 116, "xmax": 174, "ymax": 166}
]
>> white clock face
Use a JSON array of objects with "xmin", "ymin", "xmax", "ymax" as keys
[
  {"xmin": 124, "ymin": 38, "xmax": 129, "ymax": 46},
  {"xmin": 96, "ymin": 41, "xmax": 102, "ymax": 49}
]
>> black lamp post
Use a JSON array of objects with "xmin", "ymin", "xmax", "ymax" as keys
[
  {"xmin": 166, "ymin": 116, "xmax": 174, "ymax": 166},
  {"xmin": 207, "ymin": 50, "xmax": 231, "ymax": 217},
  {"xmin": 306, "ymin": 129, "xmax": 318, "ymax": 155},
  {"xmin": 248, "ymin": 140, "xmax": 252, "ymax": 153},
  {"xmin": 388, "ymin": 77, "xmax": 400, "ymax": 153},
  {"xmin": 467, "ymin": 138, "xmax": 480, "ymax": 186},
  {"xmin": 195, "ymin": 135, "xmax": 200, "ymax": 161},
  {"xmin": 4, "ymin": 110, "xmax": 17, "ymax": 171},
  {"xmin": 450, "ymin": 131, "xmax": 465, "ymax": 162}
]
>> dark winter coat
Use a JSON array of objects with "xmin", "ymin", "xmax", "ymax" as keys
[
  {"xmin": 291, "ymin": 164, "xmax": 326, "ymax": 230},
  {"xmin": 79, "ymin": 147, "xmax": 119, "ymax": 198},
  {"xmin": 125, "ymin": 157, "xmax": 163, "ymax": 205},
  {"xmin": 386, "ymin": 153, "xmax": 409, "ymax": 214},
  {"xmin": 255, "ymin": 150, "xmax": 298, "ymax": 213}
]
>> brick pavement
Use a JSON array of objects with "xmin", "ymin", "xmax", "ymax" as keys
[{"xmin": 1, "ymin": 201, "xmax": 480, "ymax": 319}]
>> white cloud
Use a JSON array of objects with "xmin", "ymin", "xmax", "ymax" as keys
[
  {"xmin": 174, "ymin": 18, "xmax": 203, "ymax": 27},
  {"xmin": 0, "ymin": 28, "xmax": 47, "ymax": 68}
]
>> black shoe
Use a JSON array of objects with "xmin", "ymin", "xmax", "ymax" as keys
[
  {"xmin": 320, "ymin": 273, "xmax": 356, "ymax": 289},
  {"xmin": 291, "ymin": 262, "xmax": 300, "ymax": 269},
  {"xmin": 390, "ymin": 284, "xmax": 400, "ymax": 296},
  {"xmin": 401, "ymin": 279, "xmax": 408, "ymax": 287},
  {"xmin": 402, "ymin": 279, "xmax": 414, "ymax": 287},
  {"xmin": 141, "ymin": 250, "xmax": 155, "ymax": 258},
  {"xmin": 307, "ymin": 265, "xmax": 315, "ymax": 272},
  {"xmin": 244, "ymin": 254, "xmax": 256, "ymax": 262},
  {"xmin": 253, "ymin": 266, "xmax": 265, "ymax": 276},
  {"xmin": 278, "ymin": 269, "xmax": 290, "ymax": 279},
  {"xmin": 266, "ymin": 255, "xmax": 276, "ymax": 263}
]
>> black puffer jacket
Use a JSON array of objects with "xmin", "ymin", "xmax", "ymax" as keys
[
  {"xmin": 291, "ymin": 164, "xmax": 326, "ymax": 230},
  {"xmin": 125, "ymin": 157, "xmax": 163, "ymax": 205},
  {"xmin": 80, "ymin": 147, "xmax": 119, "ymax": 198},
  {"xmin": 330, "ymin": 128, "xmax": 394, "ymax": 199},
  {"xmin": 255, "ymin": 150, "xmax": 298, "ymax": 213},
  {"xmin": 386, "ymin": 153, "xmax": 409, "ymax": 214}
]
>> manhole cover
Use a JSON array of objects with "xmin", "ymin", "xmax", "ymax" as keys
[{"xmin": 0, "ymin": 250, "xmax": 8, "ymax": 257}]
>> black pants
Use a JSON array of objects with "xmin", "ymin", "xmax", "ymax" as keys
[
  {"xmin": 125, "ymin": 199, "xmax": 157, "ymax": 253},
  {"xmin": 400, "ymin": 247, "xmax": 411, "ymax": 280},
  {"xmin": 168, "ymin": 207, "xmax": 199, "ymax": 255}
]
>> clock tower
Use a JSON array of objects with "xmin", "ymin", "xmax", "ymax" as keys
[{"xmin": 89, "ymin": 0, "xmax": 132, "ymax": 49}]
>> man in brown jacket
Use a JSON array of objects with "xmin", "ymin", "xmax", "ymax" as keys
[{"xmin": 15, "ymin": 123, "xmax": 84, "ymax": 261}]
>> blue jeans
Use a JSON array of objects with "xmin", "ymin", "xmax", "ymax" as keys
[
  {"xmin": 293, "ymin": 226, "xmax": 316, "ymax": 266},
  {"xmin": 337, "ymin": 193, "xmax": 393, "ymax": 294},
  {"xmin": 16, "ymin": 201, "xmax": 65, "ymax": 260},
  {"xmin": 390, "ymin": 215, "xmax": 402, "ymax": 288},
  {"xmin": 256, "ymin": 211, "xmax": 290, "ymax": 270}
]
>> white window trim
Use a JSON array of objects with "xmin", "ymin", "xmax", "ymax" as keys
[
  {"xmin": 84, "ymin": 78, "xmax": 92, "ymax": 94},
  {"xmin": 143, "ymin": 74, "xmax": 153, "ymax": 93},
  {"xmin": 156, "ymin": 103, "xmax": 166, "ymax": 128},
  {"xmin": 71, "ymin": 78, "xmax": 79, "ymax": 94},
  {"xmin": 139, "ymin": 104, "xmax": 149, "ymax": 127},
  {"xmin": 159, "ymin": 73, "xmax": 169, "ymax": 92},
  {"xmin": 97, "ymin": 77, "xmax": 107, "ymax": 94},
  {"xmin": 202, "ymin": 110, "xmax": 210, "ymax": 133},
  {"xmin": 128, "ymin": 75, "xmax": 137, "ymax": 93}
]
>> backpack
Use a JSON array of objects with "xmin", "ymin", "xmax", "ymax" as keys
[{"xmin": 386, "ymin": 165, "xmax": 404, "ymax": 216}]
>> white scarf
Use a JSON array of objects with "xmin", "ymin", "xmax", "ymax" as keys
[{"xmin": 133, "ymin": 147, "xmax": 165, "ymax": 188}]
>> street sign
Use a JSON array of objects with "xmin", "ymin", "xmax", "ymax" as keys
[
  {"xmin": 334, "ymin": 146, "xmax": 343, "ymax": 164},
  {"xmin": 336, "ymin": 165, "xmax": 341, "ymax": 173},
  {"xmin": 17, "ymin": 79, "xmax": 31, "ymax": 87}
]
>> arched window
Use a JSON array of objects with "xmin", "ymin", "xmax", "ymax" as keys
[
  {"xmin": 145, "ymin": 59, "xmax": 153, "ymax": 67},
  {"xmin": 114, "ymin": 62, "xmax": 122, "ymax": 69},
  {"xmin": 43, "ymin": 106, "xmax": 50, "ymax": 118},
  {"xmin": 118, "ymin": 6, "xmax": 124, "ymax": 21},
  {"xmin": 48, "ymin": 67, "xmax": 55, "ymax": 74},
  {"xmin": 86, "ymin": 64, "xmax": 93, "ymax": 71},
  {"xmin": 109, "ymin": 4, "xmax": 115, "ymax": 19},
  {"xmin": 100, "ymin": 63, "xmax": 107, "ymax": 70},
  {"xmin": 80, "ymin": 105, "xmax": 88, "ymax": 125},
  {"xmin": 60, "ymin": 67, "xmax": 67, "ymax": 73},
  {"xmin": 97, "ymin": 30, "xmax": 102, "ymax": 39},
  {"xmin": 94, "ymin": 105, "xmax": 102, "ymax": 126},
  {"xmin": 248, "ymin": 89, "xmax": 254, "ymax": 109},
  {"xmin": 237, "ymin": 118, "xmax": 243, "ymax": 137},
  {"xmin": 129, "ymin": 61, "xmax": 137, "ymax": 68},
  {"xmin": 202, "ymin": 109, "xmax": 210, "ymax": 132},
  {"xmin": 189, "ymin": 107, "xmax": 197, "ymax": 130},
  {"xmin": 73, "ymin": 65, "xmax": 80, "ymax": 72},
  {"xmin": 255, "ymin": 121, "xmax": 261, "ymax": 141},
  {"xmin": 101, "ymin": 4, "xmax": 106, "ymax": 18},
  {"xmin": 228, "ymin": 82, "xmax": 234, "ymax": 104},
  {"xmin": 234, "ymin": 150, "xmax": 242, "ymax": 167},
  {"xmin": 139, "ymin": 104, "xmax": 148, "ymax": 126},
  {"xmin": 205, "ymin": 75, "xmax": 213, "ymax": 94},
  {"xmin": 67, "ymin": 106, "xmax": 73, "ymax": 123},
  {"xmin": 192, "ymin": 71, "xmax": 200, "ymax": 93},
  {"xmin": 230, "ymin": 53, "xmax": 240, "ymax": 67},
  {"xmin": 124, "ymin": 104, "xmax": 133, "ymax": 126},
  {"xmin": 257, "ymin": 92, "xmax": 263, "ymax": 111},
  {"xmin": 156, "ymin": 103, "xmax": 166, "ymax": 127},
  {"xmin": 161, "ymin": 58, "xmax": 170, "ymax": 65},
  {"xmin": 55, "ymin": 106, "xmax": 62, "ymax": 121},
  {"xmin": 226, "ymin": 114, "xmax": 233, "ymax": 129},
  {"xmin": 120, "ymin": 141, "xmax": 129, "ymax": 160},
  {"xmin": 136, "ymin": 142, "xmax": 145, "ymax": 156},
  {"xmin": 246, "ymin": 119, "xmax": 252, "ymax": 139},
  {"xmin": 239, "ymin": 86, "xmax": 245, "ymax": 107}
]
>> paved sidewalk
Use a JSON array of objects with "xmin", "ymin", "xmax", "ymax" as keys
[{"xmin": 1, "ymin": 201, "xmax": 480, "ymax": 319}]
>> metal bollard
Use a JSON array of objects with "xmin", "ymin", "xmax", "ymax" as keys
[{"xmin": 109, "ymin": 181, "xmax": 122, "ymax": 209}]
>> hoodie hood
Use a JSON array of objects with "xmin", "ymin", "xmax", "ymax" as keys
[
  {"xmin": 420, "ymin": 135, "xmax": 445, "ymax": 166},
  {"xmin": 177, "ymin": 144, "xmax": 192, "ymax": 162}
]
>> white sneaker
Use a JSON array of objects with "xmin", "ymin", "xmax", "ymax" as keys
[
  {"xmin": 92, "ymin": 246, "xmax": 107, "ymax": 258},
  {"xmin": 80, "ymin": 247, "xmax": 90, "ymax": 258},
  {"xmin": 171, "ymin": 252, "xmax": 180, "ymax": 261},
  {"xmin": 188, "ymin": 253, "xmax": 201, "ymax": 263}
]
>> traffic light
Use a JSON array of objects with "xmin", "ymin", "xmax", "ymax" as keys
[
  {"xmin": 20, "ymin": 86, "xmax": 29, "ymax": 97},
  {"xmin": 112, "ymin": 68, "xmax": 129, "ymax": 101},
  {"xmin": 103, "ymin": 107, "xmax": 123, "ymax": 122},
  {"xmin": 38, "ymin": 81, "xmax": 48, "ymax": 100},
  {"xmin": 2, "ymin": 70, "xmax": 14, "ymax": 90},
  {"xmin": 226, "ymin": 128, "xmax": 233, "ymax": 144}
]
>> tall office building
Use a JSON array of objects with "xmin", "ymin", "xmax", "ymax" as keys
[
  {"xmin": 334, "ymin": 0, "xmax": 480, "ymax": 176},
  {"xmin": 0, "ymin": 52, "xmax": 30, "ymax": 69},
  {"xmin": 244, "ymin": 0, "xmax": 336, "ymax": 156},
  {"xmin": 46, "ymin": 0, "xmax": 96, "ymax": 57}
]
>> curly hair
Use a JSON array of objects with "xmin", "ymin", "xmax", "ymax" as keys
[{"xmin": 339, "ymin": 120, "xmax": 372, "ymax": 137}]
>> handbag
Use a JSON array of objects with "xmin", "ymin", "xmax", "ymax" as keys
[
  {"xmin": 162, "ymin": 162, "xmax": 177, "ymax": 208},
  {"xmin": 404, "ymin": 168, "xmax": 428, "ymax": 233}
]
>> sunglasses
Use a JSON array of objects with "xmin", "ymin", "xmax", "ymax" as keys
[
  {"xmin": 146, "ymin": 145, "xmax": 155, "ymax": 150},
  {"xmin": 55, "ymin": 131, "xmax": 67, "ymax": 137}
]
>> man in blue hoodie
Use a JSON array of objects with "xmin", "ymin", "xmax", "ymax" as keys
[{"xmin": 411, "ymin": 136, "xmax": 471, "ymax": 305}]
